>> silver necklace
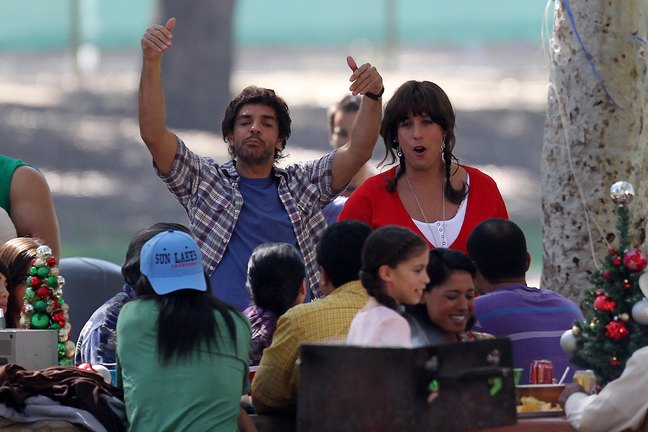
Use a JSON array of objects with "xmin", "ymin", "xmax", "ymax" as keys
[{"xmin": 405, "ymin": 173, "xmax": 447, "ymax": 247}]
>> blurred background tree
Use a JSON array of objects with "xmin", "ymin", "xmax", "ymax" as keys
[
  {"xmin": 158, "ymin": 0, "xmax": 235, "ymax": 131},
  {"xmin": 541, "ymin": 0, "xmax": 648, "ymax": 302}
]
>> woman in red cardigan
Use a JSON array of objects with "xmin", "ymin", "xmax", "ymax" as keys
[{"xmin": 338, "ymin": 80, "xmax": 508, "ymax": 254}]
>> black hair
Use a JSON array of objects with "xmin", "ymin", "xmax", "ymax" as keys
[
  {"xmin": 379, "ymin": 80, "xmax": 467, "ymax": 204},
  {"xmin": 222, "ymin": 85, "xmax": 292, "ymax": 160},
  {"xmin": 466, "ymin": 218, "xmax": 527, "ymax": 283},
  {"xmin": 424, "ymin": 248, "xmax": 477, "ymax": 292},
  {"xmin": 132, "ymin": 228, "xmax": 239, "ymax": 366},
  {"xmin": 360, "ymin": 226, "xmax": 428, "ymax": 310},
  {"xmin": 122, "ymin": 222, "xmax": 191, "ymax": 286},
  {"xmin": 316, "ymin": 220, "xmax": 372, "ymax": 288},
  {"xmin": 328, "ymin": 94, "xmax": 361, "ymax": 133},
  {"xmin": 246, "ymin": 243, "xmax": 305, "ymax": 316}
]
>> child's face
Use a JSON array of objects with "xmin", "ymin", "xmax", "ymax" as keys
[
  {"xmin": 382, "ymin": 250, "xmax": 430, "ymax": 305},
  {"xmin": 0, "ymin": 273, "xmax": 8, "ymax": 313}
]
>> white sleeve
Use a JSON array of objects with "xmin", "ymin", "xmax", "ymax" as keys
[{"xmin": 565, "ymin": 349, "xmax": 648, "ymax": 432}]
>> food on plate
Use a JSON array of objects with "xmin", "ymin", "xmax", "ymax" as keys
[{"xmin": 516, "ymin": 396, "xmax": 563, "ymax": 413}]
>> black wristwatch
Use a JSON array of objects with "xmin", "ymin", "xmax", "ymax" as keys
[{"xmin": 365, "ymin": 86, "xmax": 385, "ymax": 101}]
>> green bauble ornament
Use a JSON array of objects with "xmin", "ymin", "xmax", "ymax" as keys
[
  {"xmin": 57, "ymin": 342, "xmax": 66, "ymax": 357},
  {"xmin": 30, "ymin": 313, "xmax": 50, "ymax": 329},
  {"xmin": 37, "ymin": 267, "xmax": 49, "ymax": 278},
  {"xmin": 29, "ymin": 267, "xmax": 38, "ymax": 276},
  {"xmin": 50, "ymin": 322, "xmax": 61, "ymax": 330},
  {"xmin": 34, "ymin": 299, "xmax": 47, "ymax": 313},
  {"xmin": 47, "ymin": 276, "xmax": 58, "ymax": 288},
  {"xmin": 58, "ymin": 358, "xmax": 73, "ymax": 367},
  {"xmin": 24, "ymin": 288, "xmax": 35, "ymax": 301}
]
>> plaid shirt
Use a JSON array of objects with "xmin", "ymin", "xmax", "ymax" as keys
[
  {"xmin": 157, "ymin": 139, "xmax": 337, "ymax": 299},
  {"xmin": 251, "ymin": 280, "xmax": 369, "ymax": 408},
  {"xmin": 74, "ymin": 284, "xmax": 135, "ymax": 366}
]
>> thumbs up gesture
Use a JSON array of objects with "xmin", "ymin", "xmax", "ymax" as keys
[
  {"xmin": 141, "ymin": 17, "xmax": 176, "ymax": 61},
  {"xmin": 346, "ymin": 56, "xmax": 383, "ymax": 98}
]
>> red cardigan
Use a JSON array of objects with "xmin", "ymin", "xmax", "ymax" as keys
[{"xmin": 338, "ymin": 165, "xmax": 509, "ymax": 254}]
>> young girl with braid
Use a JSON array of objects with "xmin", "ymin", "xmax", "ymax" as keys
[{"xmin": 347, "ymin": 225, "xmax": 429, "ymax": 347}]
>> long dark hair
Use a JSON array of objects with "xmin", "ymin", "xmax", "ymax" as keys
[
  {"xmin": 379, "ymin": 80, "xmax": 467, "ymax": 204},
  {"xmin": 246, "ymin": 243, "xmax": 305, "ymax": 316},
  {"xmin": 360, "ymin": 226, "xmax": 428, "ymax": 310},
  {"xmin": 133, "ymin": 268, "xmax": 239, "ymax": 365}
]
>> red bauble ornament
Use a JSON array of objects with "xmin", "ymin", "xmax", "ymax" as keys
[
  {"xmin": 613, "ymin": 257, "xmax": 622, "ymax": 266},
  {"xmin": 46, "ymin": 257, "xmax": 57, "ymax": 266},
  {"xmin": 606, "ymin": 321, "xmax": 629, "ymax": 341},
  {"xmin": 593, "ymin": 294, "xmax": 616, "ymax": 312},
  {"xmin": 602, "ymin": 271, "xmax": 612, "ymax": 281},
  {"xmin": 608, "ymin": 248, "xmax": 617, "ymax": 256},
  {"xmin": 29, "ymin": 277, "xmax": 40, "ymax": 287},
  {"xmin": 36, "ymin": 287, "xmax": 50, "ymax": 298},
  {"xmin": 623, "ymin": 249, "xmax": 648, "ymax": 273},
  {"xmin": 624, "ymin": 279, "xmax": 631, "ymax": 289},
  {"xmin": 610, "ymin": 356, "xmax": 620, "ymax": 367}
]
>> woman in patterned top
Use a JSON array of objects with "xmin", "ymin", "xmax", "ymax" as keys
[
  {"xmin": 243, "ymin": 243, "xmax": 306, "ymax": 365},
  {"xmin": 407, "ymin": 248, "xmax": 493, "ymax": 345}
]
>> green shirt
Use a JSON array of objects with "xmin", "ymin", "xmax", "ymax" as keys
[
  {"xmin": 116, "ymin": 299, "xmax": 251, "ymax": 432},
  {"xmin": 0, "ymin": 155, "xmax": 27, "ymax": 213}
]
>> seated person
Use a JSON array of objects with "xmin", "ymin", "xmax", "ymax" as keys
[
  {"xmin": 243, "ymin": 243, "xmax": 306, "ymax": 366},
  {"xmin": 407, "ymin": 248, "xmax": 493, "ymax": 346},
  {"xmin": 116, "ymin": 229, "xmax": 255, "ymax": 431},
  {"xmin": 467, "ymin": 218, "xmax": 584, "ymax": 384},
  {"xmin": 321, "ymin": 95, "xmax": 377, "ymax": 225},
  {"xmin": 74, "ymin": 222, "xmax": 191, "ymax": 366},
  {"xmin": 346, "ymin": 225, "xmax": 429, "ymax": 348},
  {"xmin": 251, "ymin": 220, "xmax": 372, "ymax": 414},
  {"xmin": 559, "ymin": 345, "xmax": 648, "ymax": 432},
  {"xmin": 0, "ymin": 155, "xmax": 60, "ymax": 258},
  {"xmin": 0, "ymin": 237, "xmax": 45, "ymax": 327}
]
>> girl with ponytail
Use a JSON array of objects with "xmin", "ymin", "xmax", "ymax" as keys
[{"xmin": 347, "ymin": 225, "xmax": 429, "ymax": 347}]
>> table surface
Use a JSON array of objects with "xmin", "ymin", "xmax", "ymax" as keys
[{"xmin": 250, "ymin": 414, "xmax": 576, "ymax": 432}]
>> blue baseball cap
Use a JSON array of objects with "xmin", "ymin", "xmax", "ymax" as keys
[{"xmin": 140, "ymin": 230, "xmax": 207, "ymax": 295}]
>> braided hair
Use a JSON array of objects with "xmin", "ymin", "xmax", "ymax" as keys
[{"xmin": 360, "ymin": 226, "xmax": 428, "ymax": 310}]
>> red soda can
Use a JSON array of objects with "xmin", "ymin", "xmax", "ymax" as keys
[{"xmin": 530, "ymin": 360, "xmax": 554, "ymax": 384}]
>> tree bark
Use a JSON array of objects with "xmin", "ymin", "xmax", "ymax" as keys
[
  {"xmin": 157, "ymin": 0, "xmax": 235, "ymax": 132},
  {"xmin": 541, "ymin": 0, "xmax": 648, "ymax": 302}
]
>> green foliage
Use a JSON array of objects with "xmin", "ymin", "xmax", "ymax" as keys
[{"xmin": 570, "ymin": 206, "xmax": 648, "ymax": 387}]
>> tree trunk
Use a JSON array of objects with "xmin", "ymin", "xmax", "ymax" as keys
[
  {"xmin": 541, "ymin": 0, "xmax": 648, "ymax": 302},
  {"xmin": 157, "ymin": 0, "xmax": 235, "ymax": 132}
]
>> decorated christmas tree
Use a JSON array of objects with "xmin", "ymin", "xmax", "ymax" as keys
[
  {"xmin": 561, "ymin": 181, "xmax": 648, "ymax": 387},
  {"xmin": 20, "ymin": 245, "xmax": 75, "ymax": 366}
]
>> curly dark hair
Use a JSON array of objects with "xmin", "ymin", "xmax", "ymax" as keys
[
  {"xmin": 360, "ymin": 226, "xmax": 428, "ymax": 310},
  {"xmin": 221, "ymin": 85, "xmax": 292, "ymax": 161},
  {"xmin": 379, "ymin": 80, "xmax": 467, "ymax": 204}
]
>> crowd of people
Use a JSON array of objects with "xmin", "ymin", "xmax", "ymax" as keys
[{"xmin": 0, "ymin": 15, "xmax": 644, "ymax": 432}]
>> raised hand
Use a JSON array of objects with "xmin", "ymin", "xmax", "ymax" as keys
[
  {"xmin": 347, "ymin": 56, "xmax": 383, "ymax": 97},
  {"xmin": 141, "ymin": 17, "xmax": 176, "ymax": 61}
]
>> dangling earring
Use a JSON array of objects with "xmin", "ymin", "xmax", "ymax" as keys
[
  {"xmin": 397, "ymin": 147, "xmax": 403, "ymax": 157},
  {"xmin": 440, "ymin": 137, "xmax": 446, "ymax": 155}
]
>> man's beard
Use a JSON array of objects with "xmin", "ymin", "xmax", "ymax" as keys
[{"xmin": 231, "ymin": 141, "xmax": 275, "ymax": 165}]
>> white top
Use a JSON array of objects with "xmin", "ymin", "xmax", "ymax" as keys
[
  {"xmin": 0, "ymin": 208, "xmax": 16, "ymax": 245},
  {"xmin": 564, "ymin": 345, "xmax": 648, "ymax": 432},
  {"xmin": 412, "ymin": 173, "xmax": 470, "ymax": 248},
  {"xmin": 346, "ymin": 297, "xmax": 412, "ymax": 348}
]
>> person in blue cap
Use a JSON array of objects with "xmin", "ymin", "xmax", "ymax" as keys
[{"xmin": 115, "ymin": 230, "xmax": 256, "ymax": 431}]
